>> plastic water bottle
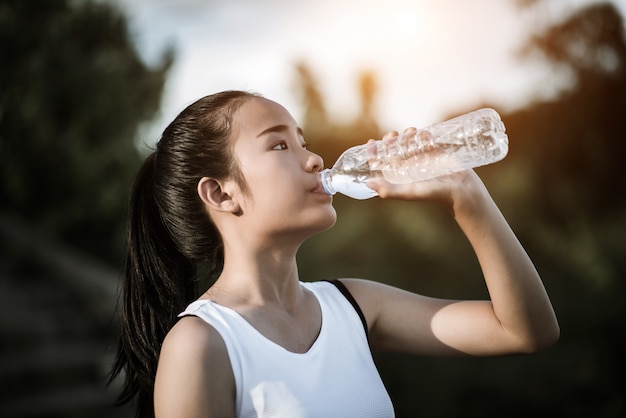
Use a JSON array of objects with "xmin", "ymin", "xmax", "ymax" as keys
[{"xmin": 319, "ymin": 108, "xmax": 508, "ymax": 199}]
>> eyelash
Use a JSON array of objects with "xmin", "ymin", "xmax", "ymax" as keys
[{"xmin": 273, "ymin": 141, "xmax": 310, "ymax": 151}]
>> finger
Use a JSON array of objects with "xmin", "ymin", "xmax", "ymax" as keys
[
  {"xmin": 366, "ymin": 175, "xmax": 452, "ymax": 202},
  {"xmin": 397, "ymin": 127, "xmax": 417, "ymax": 158},
  {"xmin": 366, "ymin": 178, "xmax": 425, "ymax": 200},
  {"xmin": 382, "ymin": 130, "xmax": 399, "ymax": 140},
  {"xmin": 366, "ymin": 139, "xmax": 378, "ymax": 160}
]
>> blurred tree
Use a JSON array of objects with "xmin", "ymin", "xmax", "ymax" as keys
[
  {"xmin": 357, "ymin": 70, "xmax": 380, "ymax": 136},
  {"xmin": 511, "ymin": 2, "xmax": 626, "ymax": 217},
  {"xmin": 501, "ymin": 3, "xmax": 626, "ymax": 416},
  {"xmin": 294, "ymin": 60, "xmax": 329, "ymax": 139},
  {"xmin": 503, "ymin": 2, "xmax": 625, "ymax": 290},
  {"xmin": 294, "ymin": 61, "xmax": 383, "ymax": 165},
  {"xmin": 0, "ymin": 0, "xmax": 172, "ymax": 263}
]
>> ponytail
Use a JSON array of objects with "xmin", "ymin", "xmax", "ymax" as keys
[
  {"xmin": 109, "ymin": 90, "xmax": 257, "ymax": 418},
  {"xmin": 109, "ymin": 153, "xmax": 196, "ymax": 417}
]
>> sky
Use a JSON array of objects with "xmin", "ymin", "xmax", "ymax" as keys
[{"xmin": 105, "ymin": 0, "xmax": 626, "ymax": 146}]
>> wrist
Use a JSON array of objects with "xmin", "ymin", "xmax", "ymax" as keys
[{"xmin": 450, "ymin": 172, "xmax": 492, "ymax": 221}]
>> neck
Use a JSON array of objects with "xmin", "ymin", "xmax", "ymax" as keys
[{"xmin": 206, "ymin": 241, "xmax": 304, "ymax": 310}]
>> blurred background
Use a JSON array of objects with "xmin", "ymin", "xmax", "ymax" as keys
[{"xmin": 1, "ymin": 0, "xmax": 624, "ymax": 416}]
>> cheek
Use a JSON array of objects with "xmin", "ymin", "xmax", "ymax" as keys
[
  {"xmin": 237, "ymin": 164, "xmax": 268, "ymax": 194},
  {"xmin": 241, "ymin": 162, "xmax": 296, "ymax": 197},
  {"xmin": 237, "ymin": 175, "xmax": 287, "ymax": 215}
]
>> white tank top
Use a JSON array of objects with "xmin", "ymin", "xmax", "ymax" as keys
[{"xmin": 179, "ymin": 280, "xmax": 395, "ymax": 418}]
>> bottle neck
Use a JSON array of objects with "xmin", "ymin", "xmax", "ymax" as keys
[{"xmin": 319, "ymin": 169, "xmax": 335, "ymax": 195}]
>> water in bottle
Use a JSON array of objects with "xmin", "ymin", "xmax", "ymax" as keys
[{"xmin": 319, "ymin": 108, "xmax": 508, "ymax": 200}]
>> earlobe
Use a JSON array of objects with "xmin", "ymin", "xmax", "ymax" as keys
[{"xmin": 197, "ymin": 177, "xmax": 241, "ymax": 214}]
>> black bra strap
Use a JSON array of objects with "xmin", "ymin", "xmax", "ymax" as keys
[{"xmin": 325, "ymin": 280, "xmax": 369, "ymax": 342}]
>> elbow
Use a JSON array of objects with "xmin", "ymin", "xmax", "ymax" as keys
[
  {"xmin": 541, "ymin": 321, "xmax": 561, "ymax": 350},
  {"xmin": 519, "ymin": 321, "xmax": 560, "ymax": 354},
  {"xmin": 537, "ymin": 314, "xmax": 561, "ymax": 351},
  {"xmin": 528, "ymin": 331, "xmax": 560, "ymax": 354}
]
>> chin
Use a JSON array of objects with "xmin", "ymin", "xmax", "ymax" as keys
[
  {"xmin": 308, "ymin": 206, "xmax": 337, "ymax": 235},
  {"xmin": 324, "ymin": 205, "xmax": 338, "ymax": 225}
]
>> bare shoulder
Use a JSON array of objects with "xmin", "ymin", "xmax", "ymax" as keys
[
  {"xmin": 160, "ymin": 315, "xmax": 227, "ymax": 357},
  {"xmin": 338, "ymin": 278, "xmax": 457, "ymax": 354},
  {"xmin": 155, "ymin": 316, "xmax": 235, "ymax": 417},
  {"xmin": 157, "ymin": 314, "xmax": 233, "ymax": 376},
  {"xmin": 336, "ymin": 278, "xmax": 405, "ymax": 330},
  {"xmin": 338, "ymin": 277, "xmax": 438, "ymax": 314},
  {"xmin": 338, "ymin": 277, "xmax": 389, "ymax": 295}
]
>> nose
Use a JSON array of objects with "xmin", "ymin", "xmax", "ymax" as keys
[{"xmin": 304, "ymin": 150, "xmax": 324, "ymax": 173}]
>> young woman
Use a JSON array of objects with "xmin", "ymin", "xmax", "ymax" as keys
[{"xmin": 110, "ymin": 90, "xmax": 559, "ymax": 418}]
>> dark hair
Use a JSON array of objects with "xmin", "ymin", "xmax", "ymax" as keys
[{"xmin": 109, "ymin": 90, "xmax": 259, "ymax": 418}]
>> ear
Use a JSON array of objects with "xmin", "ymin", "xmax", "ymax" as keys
[{"xmin": 197, "ymin": 177, "xmax": 241, "ymax": 214}]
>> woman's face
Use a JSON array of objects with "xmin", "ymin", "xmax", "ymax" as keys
[{"xmin": 229, "ymin": 97, "xmax": 337, "ymax": 241}]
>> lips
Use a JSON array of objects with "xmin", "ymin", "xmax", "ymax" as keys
[
  {"xmin": 310, "ymin": 180, "xmax": 327, "ymax": 195},
  {"xmin": 310, "ymin": 182, "xmax": 323, "ymax": 193}
]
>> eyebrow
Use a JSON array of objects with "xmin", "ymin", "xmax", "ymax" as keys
[{"xmin": 256, "ymin": 124, "xmax": 304, "ymax": 138}]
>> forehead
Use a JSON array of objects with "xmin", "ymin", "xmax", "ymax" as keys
[{"xmin": 234, "ymin": 97, "xmax": 297, "ymax": 138}]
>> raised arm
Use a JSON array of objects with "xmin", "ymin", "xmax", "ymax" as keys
[{"xmin": 344, "ymin": 167, "xmax": 559, "ymax": 357}]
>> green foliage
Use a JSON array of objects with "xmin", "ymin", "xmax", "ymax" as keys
[
  {"xmin": 0, "ymin": 0, "xmax": 172, "ymax": 262},
  {"xmin": 510, "ymin": 3, "xmax": 626, "ymax": 218}
]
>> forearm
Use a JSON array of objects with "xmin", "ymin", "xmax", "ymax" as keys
[{"xmin": 453, "ymin": 182, "xmax": 560, "ymax": 351}]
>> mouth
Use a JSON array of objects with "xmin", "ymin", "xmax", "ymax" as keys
[
  {"xmin": 310, "ymin": 183, "xmax": 323, "ymax": 193},
  {"xmin": 310, "ymin": 179, "xmax": 328, "ymax": 195}
]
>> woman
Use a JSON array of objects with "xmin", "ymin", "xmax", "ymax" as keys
[{"xmin": 110, "ymin": 90, "xmax": 559, "ymax": 418}]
